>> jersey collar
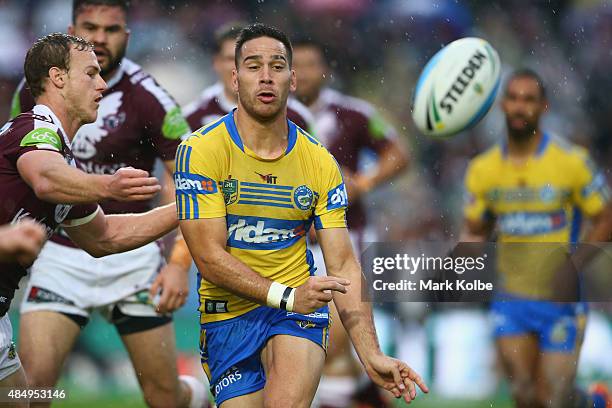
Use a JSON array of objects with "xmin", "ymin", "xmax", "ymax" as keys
[
  {"xmin": 501, "ymin": 132, "xmax": 550, "ymax": 158},
  {"xmin": 225, "ymin": 109, "xmax": 297, "ymax": 156}
]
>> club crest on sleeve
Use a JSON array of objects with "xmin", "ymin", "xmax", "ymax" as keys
[{"xmin": 221, "ymin": 179, "xmax": 239, "ymax": 205}]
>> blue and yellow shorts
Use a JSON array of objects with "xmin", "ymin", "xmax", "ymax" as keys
[
  {"xmin": 200, "ymin": 305, "xmax": 329, "ymax": 406},
  {"xmin": 491, "ymin": 295, "xmax": 587, "ymax": 353}
]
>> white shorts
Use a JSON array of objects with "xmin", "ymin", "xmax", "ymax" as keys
[
  {"xmin": 20, "ymin": 240, "xmax": 164, "ymax": 322},
  {"xmin": 0, "ymin": 315, "xmax": 21, "ymax": 381}
]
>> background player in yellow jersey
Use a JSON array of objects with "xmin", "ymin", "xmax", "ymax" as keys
[
  {"xmin": 462, "ymin": 69, "xmax": 612, "ymax": 407},
  {"xmin": 177, "ymin": 23, "xmax": 428, "ymax": 407}
]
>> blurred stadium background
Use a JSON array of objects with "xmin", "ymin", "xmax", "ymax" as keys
[{"xmin": 1, "ymin": 0, "xmax": 611, "ymax": 406}]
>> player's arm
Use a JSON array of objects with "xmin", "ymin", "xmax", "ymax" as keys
[
  {"xmin": 460, "ymin": 217, "xmax": 494, "ymax": 242},
  {"xmin": 160, "ymin": 160, "xmax": 176, "ymax": 205},
  {"xmin": 345, "ymin": 111, "xmax": 408, "ymax": 200},
  {"xmin": 180, "ymin": 217, "xmax": 349, "ymax": 310},
  {"xmin": 63, "ymin": 203, "xmax": 177, "ymax": 258},
  {"xmin": 351, "ymin": 139, "xmax": 408, "ymax": 198},
  {"xmin": 578, "ymin": 156, "xmax": 612, "ymax": 242},
  {"xmin": 149, "ymin": 159, "xmax": 191, "ymax": 313},
  {"xmin": 317, "ymin": 227, "xmax": 428, "ymax": 402},
  {"xmin": 553, "ymin": 155, "xmax": 612, "ymax": 296},
  {"xmin": 460, "ymin": 159, "xmax": 493, "ymax": 242},
  {"xmin": 17, "ymin": 150, "xmax": 161, "ymax": 204}
]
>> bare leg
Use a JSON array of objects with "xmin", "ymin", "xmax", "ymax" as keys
[
  {"xmin": 18, "ymin": 311, "xmax": 81, "ymax": 408},
  {"xmin": 121, "ymin": 322, "xmax": 191, "ymax": 408}
]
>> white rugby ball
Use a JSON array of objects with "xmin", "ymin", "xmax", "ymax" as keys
[{"xmin": 412, "ymin": 37, "xmax": 501, "ymax": 138}]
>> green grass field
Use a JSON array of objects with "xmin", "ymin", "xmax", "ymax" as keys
[
  {"xmin": 52, "ymin": 396, "xmax": 514, "ymax": 408},
  {"xmin": 49, "ymin": 389, "xmax": 514, "ymax": 408}
]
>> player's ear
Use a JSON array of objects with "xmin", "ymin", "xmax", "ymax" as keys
[
  {"xmin": 48, "ymin": 67, "xmax": 66, "ymax": 89},
  {"xmin": 232, "ymin": 68, "xmax": 239, "ymax": 93},
  {"xmin": 289, "ymin": 69, "xmax": 297, "ymax": 93},
  {"xmin": 68, "ymin": 25, "xmax": 75, "ymax": 35}
]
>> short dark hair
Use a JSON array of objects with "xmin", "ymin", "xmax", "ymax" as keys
[
  {"xmin": 505, "ymin": 68, "xmax": 547, "ymax": 99},
  {"xmin": 213, "ymin": 21, "xmax": 247, "ymax": 55},
  {"xmin": 235, "ymin": 23, "xmax": 293, "ymax": 69},
  {"xmin": 72, "ymin": 0, "xmax": 129, "ymax": 23},
  {"xmin": 24, "ymin": 33, "xmax": 93, "ymax": 98}
]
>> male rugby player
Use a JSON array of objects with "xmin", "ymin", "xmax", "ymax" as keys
[
  {"xmin": 166, "ymin": 22, "xmax": 314, "ymax": 277},
  {"xmin": 0, "ymin": 33, "xmax": 179, "ymax": 405},
  {"xmin": 292, "ymin": 37, "xmax": 409, "ymax": 408},
  {"xmin": 178, "ymin": 23, "xmax": 427, "ymax": 407},
  {"xmin": 462, "ymin": 69, "xmax": 611, "ymax": 408},
  {"xmin": 12, "ymin": 1, "xmax": 205, "ymax": 407}
]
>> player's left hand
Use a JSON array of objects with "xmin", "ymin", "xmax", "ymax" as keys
[
  {"xmin": 363, "ymin": 353, "xmax": 429, "ymax": 404},
  {"xmin": 149, "ymin": 263, "xmax": 189, "ymax": 314}
]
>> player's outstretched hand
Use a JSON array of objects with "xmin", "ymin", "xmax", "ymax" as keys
[
  {"xmin": 363, "ymin": 353, "xmax": 429, "ymax": 404},
  {"xmin": 292, "ymin": 276, "xmax": 350, "ymax": 314},
  {"xmin": 149, "ymin": 263, "xmax": 189, "ymax": 314},
  {"xmin": 0, "ymin": 220, "xmax": 46, "ymax": 266},
  {"xmin": 108, "ymin": 167, "xmax": 162, "ymax": 202}
]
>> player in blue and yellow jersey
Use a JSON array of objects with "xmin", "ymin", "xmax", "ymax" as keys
[
  {"xmin": 177, "ymin": 24, "xmax": 428, "ymax": 407},
  {"xmin": 462, "ymin": 69, "xmax": 612, "ymax": 407}
]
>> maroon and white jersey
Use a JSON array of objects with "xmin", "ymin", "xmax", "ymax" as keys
[
  {"xmin": 309, "ymin": 88, "xmax": 398, "ymax": 231},
  {"xmin": 183, "ymin": 82, "xmax": 314, "ymax": 132},
  {"xmin": 14, "ymin": 58, "xmax": 190, "ymax": 247},
  {"xmin": 0, "ymin": 105, "xmax": 98, "ymax": 315}
]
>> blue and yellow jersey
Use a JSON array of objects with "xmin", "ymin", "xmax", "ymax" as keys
[
  {"xmin": 464, "ymin": 133, "xmax": 609, "ymax": 297},
  {"xmin": 176, "ymin": 110, "xmax": 348, "ymax": 323}
]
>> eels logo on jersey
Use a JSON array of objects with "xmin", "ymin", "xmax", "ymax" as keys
[{"xmin": 294, "ymin": 185, "xmax": 314, "ymax": 210}]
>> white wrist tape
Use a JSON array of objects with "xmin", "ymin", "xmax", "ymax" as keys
[{"xmin": 267, "ymin": 282, "xmax": 295, "ymax": 311}]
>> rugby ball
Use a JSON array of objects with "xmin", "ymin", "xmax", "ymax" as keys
[{"xmin": 412, "ymin": 37, "xmax": 501, "ymax": 138}]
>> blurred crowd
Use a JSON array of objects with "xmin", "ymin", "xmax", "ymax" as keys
[{"xmin": 1, "ymin": 0, "xmax": 611, "ymax": 401}]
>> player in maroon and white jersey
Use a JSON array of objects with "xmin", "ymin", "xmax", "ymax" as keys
[
  {"xmin": 292, "ymin": 38, "xmax": 410, "ymax": 408},
  {"xmin": 0, "ymin": 32, "xmax": 179, "ymax": 398},
  {"xmin": 12, "ymin": 2, "xmax": 206, "ymax": 407}
]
